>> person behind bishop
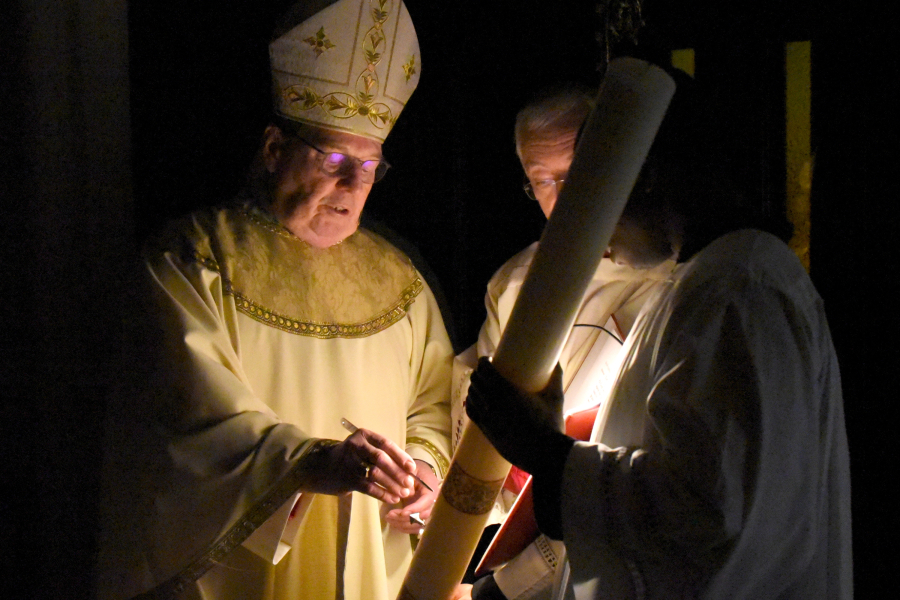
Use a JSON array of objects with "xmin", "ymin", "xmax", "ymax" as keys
[
  {"xmin": 452, "ymin": 84, "xmax": 674, "ymax": 600},
  {"xmin": 466, "ymin": 61, "xmax": 853, "ymax": 599},
  {"xmin": 95, "ymin": 2, "xmax": 453, "ymax": 599}
]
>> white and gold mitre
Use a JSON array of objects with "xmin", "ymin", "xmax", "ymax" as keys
[{"xmin": 269, "ymin": 0, "xmax": 420, "ymax": 142}]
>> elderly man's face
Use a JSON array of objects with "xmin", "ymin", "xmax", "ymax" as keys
[
  {"xmin": 520, "ymin": 125, "xmax": 677, "ymax": 269},
  {"xmin": 519, "ymin": 127, "xmax": 579, "ymax": 219},
  {"xmin": 263, "ymin": 124, "xmax": 382, "ymax": 248}
]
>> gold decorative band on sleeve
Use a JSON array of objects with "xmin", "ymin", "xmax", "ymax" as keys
[
  {"xmin": 133, "ymin": 438, "xmax": 335, "ymax": 599},
  {"xmin": 440, "ymin": 462, "xmax": 505, "ymax": 516},
  {"xmin": 406, "ymin": 436, "xmax": 449, "ymax": 479}
]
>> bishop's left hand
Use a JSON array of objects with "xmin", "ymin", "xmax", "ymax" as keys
[
  {"xmin": 465, "ymin": 357, "xmax": 572, "ymax": 479},
  {"xmin": 385, "ymin": 459, "xmax": 441, "ymax": 534}
]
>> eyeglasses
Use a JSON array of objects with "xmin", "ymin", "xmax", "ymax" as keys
[
  {"xmin": 295, "ymin": 136, "xmax": 391, "ymax": 183},
  {"xmin": 523, "ymin": 178, "xmax": 565, "ymax": 201}
]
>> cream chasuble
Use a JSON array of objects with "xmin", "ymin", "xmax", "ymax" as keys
[{"xmin": 97, "ymin": 201, "xmax": 452, "ymax": 600}]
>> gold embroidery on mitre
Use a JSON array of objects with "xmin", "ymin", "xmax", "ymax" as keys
[
  {"xmin": 304, "ymin": 26, "xmax": 336, "ymax": 57},
  {"xmin": 440, "ymin": 462, "xmax": 505, "ymax": 515},
  {"xmin": 283, "ymin": 0, "xmax": 399, "ymax": 131},
  {"xmin": 402, "ymin": 54, "xmax": 416, "ymax": 81}
]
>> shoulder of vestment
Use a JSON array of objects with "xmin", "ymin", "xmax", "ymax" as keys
[{"xmin": 146, "ymin": 202, "xmax": 423, "ymax": 338}]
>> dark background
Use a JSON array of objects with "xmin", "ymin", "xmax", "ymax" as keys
[{"xmin": 3, "ymin": 1, "xmax": 895, "ymax": 597}]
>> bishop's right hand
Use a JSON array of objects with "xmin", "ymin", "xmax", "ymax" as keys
[{"xmin": 307, "ymin": 429, "xmax": 416, "ymax": 505}]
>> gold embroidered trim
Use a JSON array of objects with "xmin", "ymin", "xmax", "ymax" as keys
[
  {"xmin": 244, "ymin": 208, "xmax": 298, "ymax": 240},
  {"xmin": 284, "ymin": 0, "xmax": 399, "ymax": 130},
  {"xmin": 406, "ymin": 436, "xmax": 449, "ymax": 479},
  {"xmin": 194, "ymin": 254, "xmax": 220, "ymax": 272},
  {"xmin": 440, "ymin": 462, "xmax": 505, "ymax": 516},
  {"xmin": 192, "ymin": 249, "xmax": 424, "ymax": 339},
  {"xmin": 134, "ymin": 439, "xmax": 338, "ymax": 600},
  {"xmin": 230, "ymin": 278, "xmax": 422, "ymax": 339}
]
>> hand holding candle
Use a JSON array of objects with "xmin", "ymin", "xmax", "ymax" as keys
[{"xmin": 397, "ymin": 58, "xmax": 676, "ymax": 600}]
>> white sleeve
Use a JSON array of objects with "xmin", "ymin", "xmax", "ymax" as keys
[
  {"xmin": 560, "ymin": 275, "xmax": 833, "ymax": 596},
  {"xmin": 493, "ymin": 535, "xmax": 563, "ymax": 600}
]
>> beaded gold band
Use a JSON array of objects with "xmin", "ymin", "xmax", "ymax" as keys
[{"xmin": 440, "ymin": 462, "xmax": 505, "ymax": 516}]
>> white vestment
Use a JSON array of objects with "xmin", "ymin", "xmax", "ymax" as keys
[
  {"xmin": 452, "ymin": 242, "xmax": 673, "ymax": 600},
  {"xmin": 561, "ymin": 229, "xmax": 852, "ymax": 599},
  {"xmin": 96, "ymin": 201, "xmax": 453, "ymax": 600}
]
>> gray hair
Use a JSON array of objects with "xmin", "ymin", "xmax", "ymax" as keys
[{"xmin": 514, "ymin": 84, "xmax": 596, "ymax": 159}]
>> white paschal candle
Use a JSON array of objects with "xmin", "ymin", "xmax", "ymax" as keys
[{"xmin": 398, "ymin": 58, "xmax": 676, "ymax": 600}]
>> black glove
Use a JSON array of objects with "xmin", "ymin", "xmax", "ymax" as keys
[
  {"xmin": 466, "ymin": 357, "xmax": 574, "ymax": 539},
  {"xmin": 471, "ymin": 573, "xmax": 507, "ymax": 600},
  {"xmin": 465, "ymin": 357, "xmax": 573, "ymax": 482}
]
